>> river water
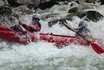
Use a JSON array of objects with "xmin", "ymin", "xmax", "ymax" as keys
[{"xmin": 0, "ymin": 2, "xmax": 104, "ymax": 70}]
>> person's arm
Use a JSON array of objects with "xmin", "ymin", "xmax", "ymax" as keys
[
  {"xmin": 19, "ymin": 21, "xmax": 27, "ymax": 28},
  {"xmin": 87, "ymin": 31, "xmax": 93, "ymax": 39},
  {"xmin": 18, "ymin": 21, "xmax": 28, "ymax": 33},
  {"xmin": 60, "ymin": 20, "xmax": 75, "ymax": 32}
]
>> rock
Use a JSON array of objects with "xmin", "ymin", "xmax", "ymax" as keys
[
  {"xmin": 75, "ymin": 0, "xmax": 80, "ymax": 4},
  {"xmin": 3, "ymin": 0, "xmax": 9, "ymax": 5},
  {"xmin": 86, "ymin": 0, "xmax": 96, "ymax": 3},
  {"xmin": 0, "ymin": 6, "xmax": 19, "ymax": 26},
  {"xmin": 100, "ymin": 0, "xmax": 104, "ymax": 5},
  {"xmin": 85, "ymin": 10, "xmax": 104, "ymax": 22},
  {"xmin": 0, "ymin": 0, "xmax": 9, "ymax": 6},
  {"xmin": 13, "ymin": 0, "xmax": 50, "ymax": 7},
  {"xmin": 12, "ymin": 5, "xmax": 31, "ymax": 15},
  {"xmin": 7, "ymin": 0, "xmax": 21, "ymax": 7},
  {"xmin": 37, "ymin": 1, "xmax": 60, "ymax": 10},
  {"xmin": 68, "ymin": 7, "xmax": 78, "ymax": 13},
  {"xmin": 27, "ymin": 4, "xmax": 35, "ymax": 9},
  {"xmin": 0, "ymin": 6, "xmax": 12, "ymax": 16},
  {"xmin": 11, "ymin": 13, "xmax": 19, "ymax": 20},
  {"xmin": 66, "ymin": 12, "xmax": 86, "ymax": 20},
  {"xmin": 16, "ymin": 0, "xmax": 33, "ymax": 5},
  {"xmin": 0, "ymin": 0, "xmax": 5, "ymax": 6},
  {"xmin": 0, "ymin": 13, "xmax": 19, "ymax": 26},
  {"xmin": 6, "ymin": 0, "xmax": 52, "ymax": 8},
  {"xmin": 67, "ymin": 6, "xmax": 87, "ymax": 20},
  {"xmin": 68, "ymin": 3, "xmax": 95, "ymax": 14}
]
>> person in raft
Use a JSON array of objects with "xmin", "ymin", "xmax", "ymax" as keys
[
  {"xmin": 10, "ymin": 14, "xmax": 41, "ymax": 33},
  {"xmin": 60, "ymin": 20, "xmax": 93, "ymax": 43}
]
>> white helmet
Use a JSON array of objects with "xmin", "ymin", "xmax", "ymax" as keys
[{"xmin": 32, "ymin": 13, "xmax": 41, "ymax": 19}]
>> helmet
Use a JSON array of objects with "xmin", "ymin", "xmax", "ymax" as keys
[
  {"xmin": 79, "ymin": 21, "xmax": 87, "ymax": 27},
  {"xmin": 32, "ymin": 14, "xmax": 41, "ymax": 19}
]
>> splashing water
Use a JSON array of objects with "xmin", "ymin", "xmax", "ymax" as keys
[{"xmin": 0, "ymin": 2, "xmax": 104, "ymax": 70}]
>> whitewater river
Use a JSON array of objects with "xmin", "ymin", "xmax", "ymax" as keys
[{"xmin": 0, "ymin": 2, "xmax": 104, "ymax": 70}]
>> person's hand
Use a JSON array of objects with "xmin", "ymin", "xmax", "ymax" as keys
[
  {"xmin": 60, "ymin": 19, "xmax": 64, "ymax": 23},
  {"xmin": 19, "ymin": 21, "xmax": 23, "ymax": 25}
]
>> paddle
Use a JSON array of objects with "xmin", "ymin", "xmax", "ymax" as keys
[{"xmin": 60, "ymin": 20, "xmax": 104, "ymax": 54}]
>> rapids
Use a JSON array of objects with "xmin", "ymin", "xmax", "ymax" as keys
[{"xmin": 0, "ymin": 2, "xmax": 104, "ymax": 70}]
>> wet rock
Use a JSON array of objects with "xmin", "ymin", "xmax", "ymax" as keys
[
  {"xmin": 67, "ymin": 6, "xmax": 86, "ymax": 19},
  {"xmin": 66, "ymin": 12, "xmax": 86, "ymax": 20},
  {"xmin": 85, "ymin": 10, "xmax": 104, "ymax": 22},
  {"xmin": 100, "ymin": 0, "xmax": 104, "ymax": 5},
  {"xmin": 86, "ymin": 0, "xmax": 96, "ymax": 3},
  {"xmin": 7, "ymin": 0, "xmax": 21, "ymax": 7},
  {"xmin": 0, "ymin": 13, "xmax": 19, "ymax": 26},
  {"xmin": 0, "ymin": 0, "xmax": 5, "ymax": 6},
  {"xmin": 12, "ymin": 0, "xmax": 51, "ymax": 7},
  {"xmin": 0, "ymin": 6, "xmax": 19, "ymax": 26},
  {"xmin": 3, "ymin": 0, "xmax": 9, "ymax": 5},
  {"xmin": 27, "ymin": 4, "xmax": 35, "ymax": 9},
  {"xmin": 37, "ymin": 1, "xmax": 60, "ymax": 10},
  {"xmin": 51, "ymin": 0, "xmax": 66, "ymax": 1},
  {"xmin": 11, "ymin": 13, "xmax": 19, "ymax": 20},
  {"xmin": 75, "ymin": 0, "xmax": 80, "ymax": 4},
  {"xmin": 68, "ymin": 10, "xmax": 103, "ymax": 22},
  {"xmin": 68, "ymin": 4, "xmax": 94, "ymax": 14},
  {"xmin": 6, "ymin": 0, "xmax": 52, "ymax": 8},
  {"xmin": 12, "ymin": 5, "xmax": 32, "ymax": 15},
  {"xmin": 68, "ymin": 7, "xmax": 78, "ymax": 13},
  {"xmin": 0, "ymin": 6, "xmax": 12, "ymax": 16}
]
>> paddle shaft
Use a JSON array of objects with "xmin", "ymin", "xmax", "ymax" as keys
[{"xmin": 60, "ymin": 20, "xmax": 104, "ymax": 54}]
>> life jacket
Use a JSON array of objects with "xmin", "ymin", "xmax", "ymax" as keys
[
  {"xmin": 75, "ymin": 26, "xmax": 90, "ymax": 37},
  {"xmin": 26, "ymin": 21, "xmax": 41, "ymax": 32}
]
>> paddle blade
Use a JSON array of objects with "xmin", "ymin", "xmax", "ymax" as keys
[{"xmin": 91, "ymin": 43, "xmax": 104, "ymax": 54}]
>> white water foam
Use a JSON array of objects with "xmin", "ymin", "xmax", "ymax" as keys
[{"xmin": 0, "ymin": 2, "xmax": 104, "ymax": 70}]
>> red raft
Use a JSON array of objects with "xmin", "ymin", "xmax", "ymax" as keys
[{"xmin": 0, "ymin": 26, "xmax": 98, "ymax": 47}]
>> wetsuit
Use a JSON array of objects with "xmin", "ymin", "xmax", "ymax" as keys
[{"xmin": 22, "ymin": 21, "xmax": 41, "ymax": 32}]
